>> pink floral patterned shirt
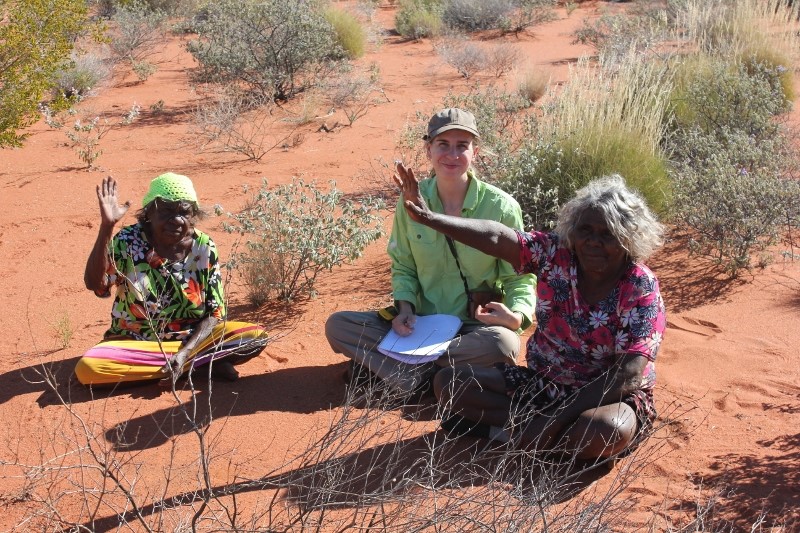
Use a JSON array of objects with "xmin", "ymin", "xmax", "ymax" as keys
[{"xmin": 516, "ymin": 230, "xmax": 665, "ymax": 390}]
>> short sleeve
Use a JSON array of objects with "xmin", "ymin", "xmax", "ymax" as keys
[{"xmin": 615, "ymin": 267, "xmax": 665, "ymax": 362}]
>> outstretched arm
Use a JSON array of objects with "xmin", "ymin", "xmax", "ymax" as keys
[
  {"xmin": 84, "ymin": 176, "xmax": 131, "ymax": 293},
  {"xmin": 394, "ymin": 162, "xmax": 521, "ymax": 268}
]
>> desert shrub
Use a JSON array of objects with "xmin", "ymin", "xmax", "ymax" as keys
[
  {"xmin": 322, "ymin": 66, "xmax": 381, "ymax": 125},
  {"xmin": 193, "ymin": 89, "xmax": 302, "ymax": 161},
  {"xmin": 225, "ymin": 179, "xmax": 385, "ymax": 303},
  {"xmin": 51, "ymin": 51, "xmax": 111, "ymax": 101},
  {"xmin": 434, "ymin": 39, "xmax": 489, "ymax": 78},
  {"xmin": 665, "ymin": 54, "xmax": 797, "ymax": 276},
  {"xmin": 109, "ymin": 0, "xmax": 168, "ymax": 63},
  {"xmin": 0, "ymin": 0, "xmax": 97, "ymax": 147},
  {"xmin": 496, "ymin": 147, "xmax": 561, "ymax": 230},
  {"xmin": 501, "ymin": 129, "xmax": 670, "ymax": 230},
  {"xmin": 441, "ymin": 0, "xmax": 514, "ymax": 31},
  {"xmin": 500, "ymin": 0, "xmax": 557, "ymax": 35},
  {"xmin": 325, "ymin": 7, "xmax": 367, "ymax": 59},
  {"xmin": 188, "ymin": 0, "xmax": 343, "ymax": 102},
  {"xmin": 671, "ymin": 164, "xmax": 796, "ymax": 277},
  {"xmin": 668, "ymin": 57, "xmax": 790, "ymax": 140},
  {"xmin": 395, "ymin": 0, "xmax": 444, "ymax": 39},
  {"xmin": 572, "ymin": 10, "xmax": 669, "ymax": 64},
  {"xmin": 131, "ymin": 59, "xmax": 158, "ymax": 81},
  {"xmin": 485, "ymin": 43, "xmax": 521, "ymax": 78}
]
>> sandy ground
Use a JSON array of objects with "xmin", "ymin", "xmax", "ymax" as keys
[{"xmin": 0, "ymin": 1, "xmax": 798, "ymax": 530}]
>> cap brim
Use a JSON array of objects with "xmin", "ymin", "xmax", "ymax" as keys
[{"xmin": 424, "ymin": 124, "xmax": 480, "ymax": 141}]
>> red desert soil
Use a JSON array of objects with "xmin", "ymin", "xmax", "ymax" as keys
[{"xmin": 0, "ymin": 2, "xmax": 798, "ymax": 530}]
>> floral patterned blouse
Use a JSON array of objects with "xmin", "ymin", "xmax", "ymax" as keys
[
  {"xmin": 516, "ymin": 230, "xmax": 665, "ymax": 391},
  {"xmin": 95, "ymin": 223, "xmax": 225, "ymax": 341}
]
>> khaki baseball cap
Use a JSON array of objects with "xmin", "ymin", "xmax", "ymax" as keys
[{"xmin": 423, "ymin": 108, "xmax": 480, "ymax": 141}]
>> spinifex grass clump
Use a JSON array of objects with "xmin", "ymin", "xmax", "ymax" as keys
[
  {"xmin": 503, "ymin": 52, "xmax": 672, "ymax": 228},
  {"xmin": 225, "ymin": 179, "xmax": 385, "ymax": 304}
]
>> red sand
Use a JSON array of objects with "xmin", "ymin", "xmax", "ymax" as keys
[{"xmin": 0, "ymin": 2, "xmax": 798, "ymax": 530}]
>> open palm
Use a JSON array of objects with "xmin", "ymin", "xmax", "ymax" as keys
[{"xmin": 97, "ymin": 176, "xmax": 130, "ymax": 226}]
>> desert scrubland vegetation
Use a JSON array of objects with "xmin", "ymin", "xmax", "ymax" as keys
[{"xmin": 1, "ymin": 0, "xmax": 798, "ymax": 531}]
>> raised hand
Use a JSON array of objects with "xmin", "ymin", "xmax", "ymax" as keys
[
  {"xmin": 97, "ymin": 176, "xmax": 130, "ymax": 228},
  {"xmin": 393, "ymin": 162, "xmax": 431, "ymax": 224}
]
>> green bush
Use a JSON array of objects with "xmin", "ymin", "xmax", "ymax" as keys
[
  {"xmin": 188, "ymin": 0, "xmax": 343, "ymax": 101},
  {"xmin": 325, "ymin": 8, "xmax": 366, "ymax": 59},
  {"xmin": 665, "ymin": 53, "xmax": 797, "ymax": 277},
  {"xmin": 668, "ymin": 56, "xmax": 790, "ymax": 139},
  {"xmin": 225, "ymin": 179, "xmax": 385, "ymax": 303},
  {"xmin": 0, "ymin": 0, "xmax": 96, "ymax": 147},
  {"xmin": 395, "ymin": 0, "xmax": 443, "ymax": 39},
  {"xmin": 498, "ymin": 0, "xmax": 557, "ymax": 35}
]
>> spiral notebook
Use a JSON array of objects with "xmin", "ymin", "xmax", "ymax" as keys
[{"xmin": 378, "ymin": 314, "xmax": 462, "ymax": 364}]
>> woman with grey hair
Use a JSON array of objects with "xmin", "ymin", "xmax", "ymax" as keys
[{"xmin": 395, "ymin": 169, "xmax": 666, "ymax": 460}]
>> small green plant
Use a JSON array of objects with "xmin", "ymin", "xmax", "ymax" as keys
[
  {"xmin": 565, "ymin": 1, "xmax": 577, "ymax": 16},
  {"xmin": 49, "ymin": 310, "xmax": 74, "ymax": 349},
  {"xmin": 225, "ymin": 179, "xmax": 385, "ymax": 303},
  {"xmin": 325, "ymin": 7, "xmax": 367, "ymax": 59},
  {"xmin": 131, "ymin": 60, "xmax": 157, "ymax": 81},
  {"xmin": 44, "ymin": 103, "xmax": 140, "ymax": 168}
]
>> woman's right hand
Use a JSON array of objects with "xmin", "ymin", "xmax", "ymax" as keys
[
  {"xmin": 97, "ymin": 176, "xmax": 130, "ymax": 227},
  {"xmin": 392, "ymin": 309, "xmax": 417, "ymax": 337}
]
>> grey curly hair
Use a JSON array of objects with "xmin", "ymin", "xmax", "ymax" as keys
[{"xmin": 554, "ymin": 175, "xmax": 664, "ymax": 262}]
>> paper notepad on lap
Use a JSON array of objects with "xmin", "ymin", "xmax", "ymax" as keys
[{"xmin": 378, "ymin": 314, "xmax": 462, "ymax": 364}]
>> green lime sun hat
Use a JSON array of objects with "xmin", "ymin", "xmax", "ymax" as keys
[{"xmin": 142, "ymin": 172, "xmax": 198, "ymax": 207}]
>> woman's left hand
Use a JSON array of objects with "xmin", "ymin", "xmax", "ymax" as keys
[
  {"xmin": 159, "ymin": 350, "xmax": 188, "ymax": 387},
  {"xmin": 474, "ymin": 301, "xmax": 522, "ymax": 330}
]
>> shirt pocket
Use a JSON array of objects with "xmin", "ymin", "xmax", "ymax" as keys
[{"xmin": 408, "ymin": 221, "xmax": 440, "ymax": 246}]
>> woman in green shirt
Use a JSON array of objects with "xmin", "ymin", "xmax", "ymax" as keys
[{"xmin": 326, "ymin": 108, "xmax": 535, "ymax": 397}]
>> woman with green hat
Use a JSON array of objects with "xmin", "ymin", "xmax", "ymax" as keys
[{"xmin": 75, "ymin": 174, "xmax": 268, "ymax": 387}]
